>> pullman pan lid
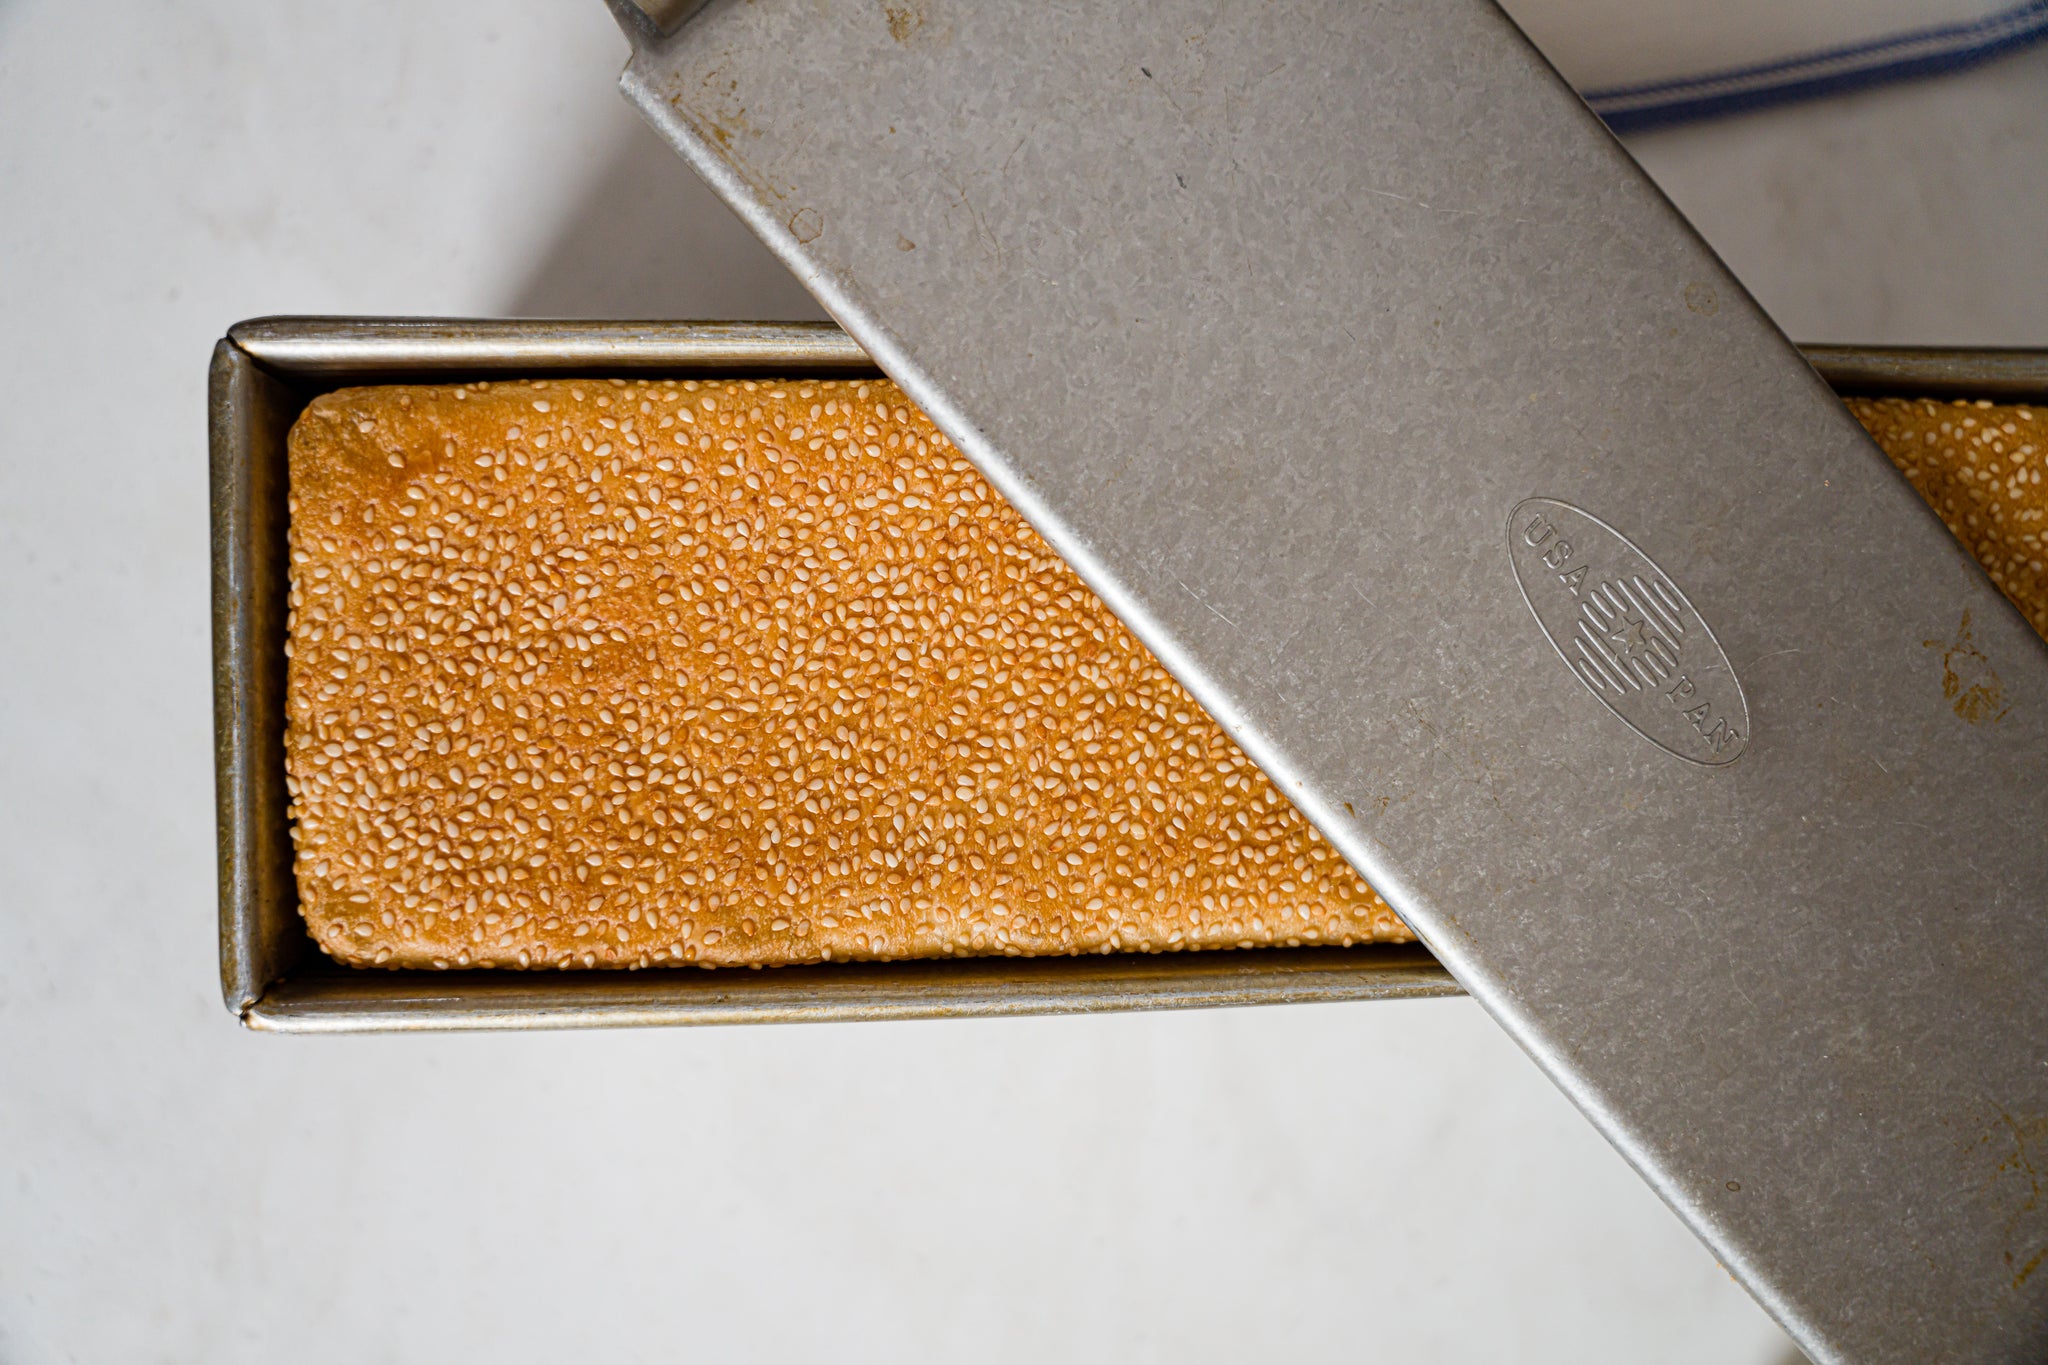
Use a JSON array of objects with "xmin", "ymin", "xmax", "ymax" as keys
[{"xmin": 605, "ymin": 2, "xmax": 2048, "ymax": 1360}]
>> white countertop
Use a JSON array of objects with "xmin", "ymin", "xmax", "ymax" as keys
[{"xmin": 2, "ymin": 3, "xmax": 2042, "ymax": 1360}]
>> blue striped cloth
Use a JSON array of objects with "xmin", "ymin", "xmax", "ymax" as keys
[{"xmin": 1502, "ymin": 0, "xmax": 2048, "ymax": 132}]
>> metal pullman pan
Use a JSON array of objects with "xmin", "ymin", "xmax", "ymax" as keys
[{"xmin": 212, "ymin": 316, "xmax": 2047, "ymax": 1033}]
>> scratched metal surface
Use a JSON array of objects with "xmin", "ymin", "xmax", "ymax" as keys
[{"xmin": 608, "ymin": 4, "xmax": 2048, "ymax": 1359}]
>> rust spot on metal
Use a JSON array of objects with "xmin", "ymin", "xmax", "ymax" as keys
[
  {"xmin": 1952, "ymin": 1101, "xmax": 2046, "ymax": 1290},
  {"xmin": 1923, "ymin": 609, "xmax": 2008, "ymax": 724},
  {"xmin": 884, "ymin": 3, "xmax": 923, "ymax": 42},
  {"xmin": 879, "ymin": 3, "xmax": 953, "ymax": 48},
  {"xmin": 789, "ymin": 207, "xmax": 824, "ymax": 244}
]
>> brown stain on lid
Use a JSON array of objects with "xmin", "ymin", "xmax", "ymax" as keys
[{"xmin": 1923, "ymin": 609, "xmax": 2009, "ymax": 725}]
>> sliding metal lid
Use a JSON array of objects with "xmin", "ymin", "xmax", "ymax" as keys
[{"xmin": 604, "ymin": 2, "xmax": 2048, "ymax": 1358}]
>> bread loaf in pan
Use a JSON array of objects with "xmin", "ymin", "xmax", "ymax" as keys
[
  {"xmin": 286, "ymin": 378, "xmax": 1410, "ymax": 969},
  {"xmin": 287, "ymin": 379, "xmax": 2048, "ymax": 972}
]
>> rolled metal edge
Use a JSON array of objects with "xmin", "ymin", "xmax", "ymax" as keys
[
  {"xmin": 227, "ymin": 317, "xmax": 872, "ymax": 381},
  {"xmin": 243, "ymin": 945, "xmax": 1460, "ymax": 1032},
  {"xmin": 1802, "ymin": 344, "xmax": 2048, "ymax": 400}
]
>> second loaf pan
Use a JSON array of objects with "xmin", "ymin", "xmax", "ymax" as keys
[{"xmin": 213, "ymin": 318, "xmax": 2046, "ymax": 1032}]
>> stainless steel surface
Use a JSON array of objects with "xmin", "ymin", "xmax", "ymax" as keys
[
  {"xmin": 210, "ymin": 317, "xmax": 1461, "ymax": 1028},
  {"xmin": 610, "ymin": 6, "xmax": 2048, "ymax": 1359}
]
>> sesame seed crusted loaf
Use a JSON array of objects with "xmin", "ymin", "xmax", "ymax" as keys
[
  {"xmin": 285, "ymin": 377, "xmax": 1411, "ymax": 969},
  {"xmin": 1845, "ymin": 396, "xmax": 2048, "ymax": 642}
]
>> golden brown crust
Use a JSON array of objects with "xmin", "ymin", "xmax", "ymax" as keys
[
  {"xmin": 1846, "ymin": 396, "xmax": 2048, "ymax": 642},
  {"xmin": 286, "ymin": 377, "xmax": 1409, "ymax": 969}
]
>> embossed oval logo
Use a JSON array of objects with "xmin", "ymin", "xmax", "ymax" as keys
[{"xmin": 1508, "ymin": 498, "xmax": 1749, "ymax": 766}]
